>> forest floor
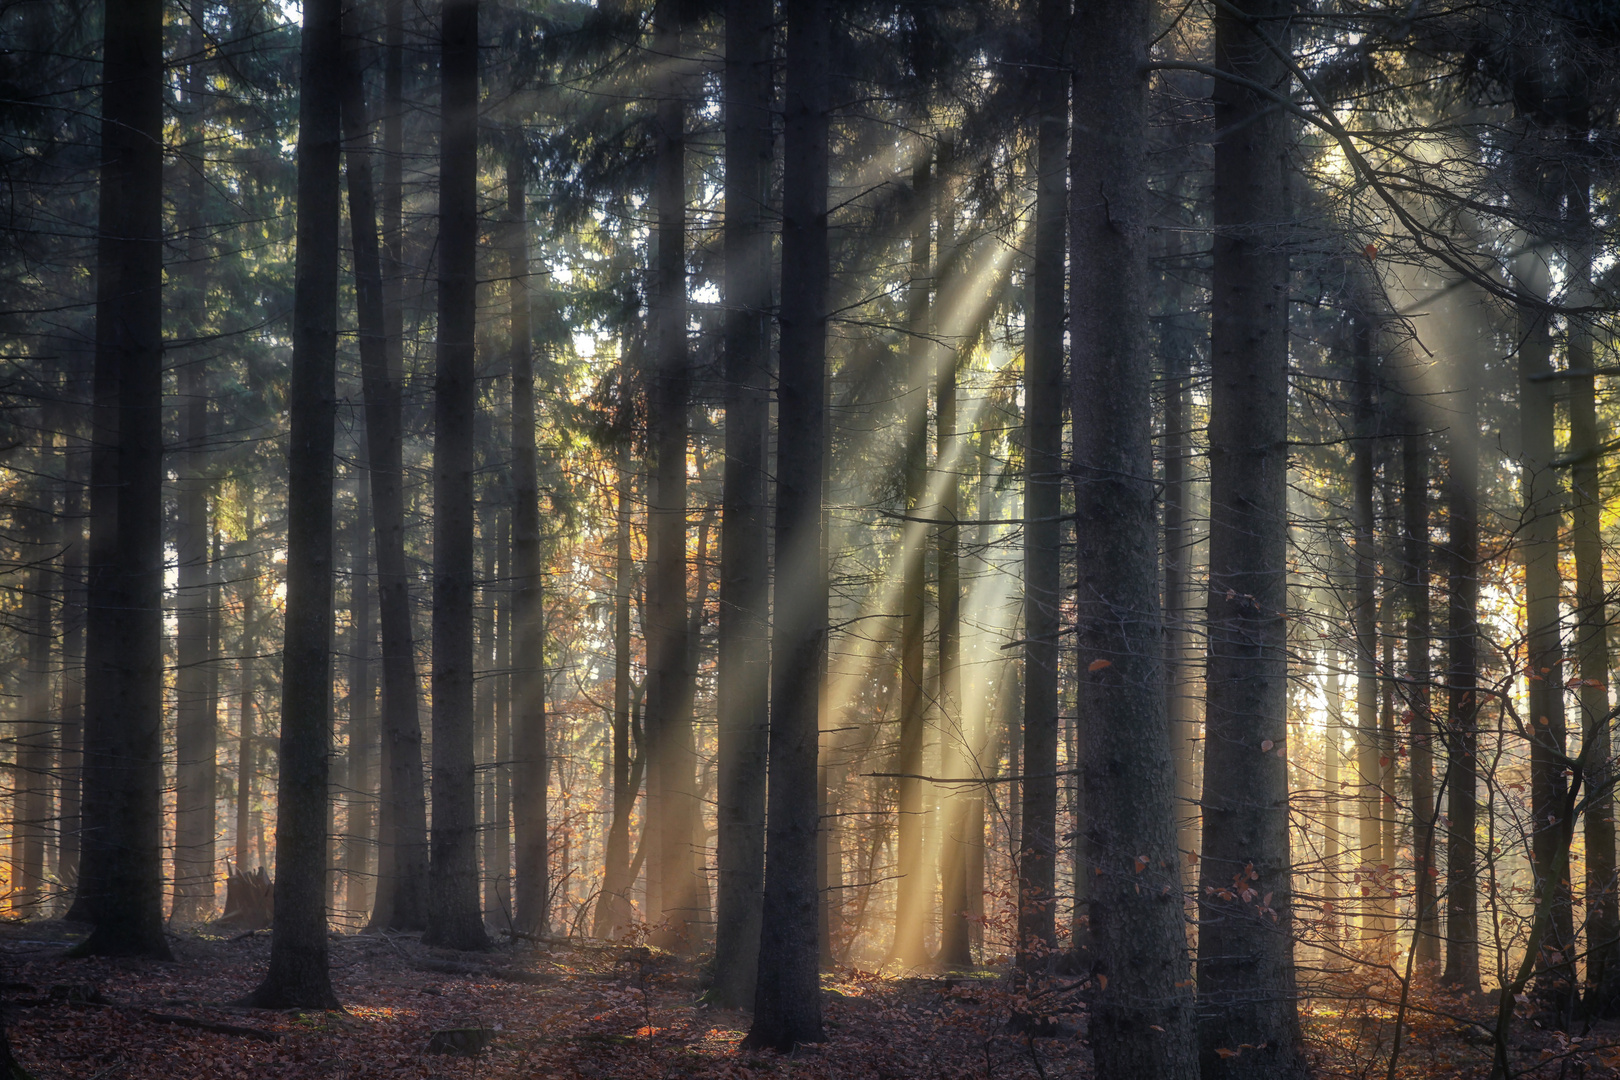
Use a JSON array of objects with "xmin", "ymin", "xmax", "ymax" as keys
[{"xmin": 0, "ymin": 920, "xmax": 1614, "ymax": 1079}]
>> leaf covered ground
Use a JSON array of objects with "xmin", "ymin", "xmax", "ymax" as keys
[{"xmin": 0, "ymin": 922, "xmax": 1618, "ymax": 1079}]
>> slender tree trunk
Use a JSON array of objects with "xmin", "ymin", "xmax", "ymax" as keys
[
  {"xmin": 245, "ymin": 0, "xmax": 343, "ymax": 1007},
  {"xmin": 1161, "ymin": 243, "xmax": 1198, "ymax": 874},
  {"xmin": 1350, "ymin": 320, "xmax": 1381, "ymax": 946},
  {"xmin": 595, "ymin": 445, "xmax": 635, "ymax": 938},
  {"xmin": 340, "ymin": 2, "xmax": 429, "ymax": 931},
  {"xmin": 235, "ymin": 500, "xmax": 257, "ymax": 873},
  {"xmin": 477, "ymin": 512, "xmax": 498, "ymax": 922},
  {"xmin": 490, "ymin": 507, "xmax": 512, "ymax": 924},
  {"xmin": 1515, "ymin": 242, "xmax": 1575, "ymax": 1014},
  {"xmin": 1196, "ymin": 1, "xmax": 1305, "ymax": 1073},
  {"xmin": 1403, "ymin": 413, "xmax": 1439, "ymax": 967},
  {"xmin": 1069, "ymin": 2, "xmax": 1198, "ymax": 1069},
  {"xmin": 935, "ymin": 157, "xmax": 972, "ymax": 970},
  {"xmin": 57, "ymin": 474, "xmax": 84, "ymax": 908},
  {"xmin": 712, "ymin": 0, "xmax": 772, "ymax": 1006},
  {"xmin": 891, "ymin": 150, "xmax": 932, "ymax": 968},
  {"xmin": 1440, "ymin": 342, "xmax": 1481, "ymax": 994},
  {"xmin": 507, "ymin": 146, "xmax": 549, "ymax": 939},
  {"xmin": 644, "ymin": 0, "xmax": 700, "ymax": 951},
  {"xmin": 173, "ymin": 326, "xmax": 215, "ymax": 924},
  {"xmin": 1016, "ymin": 0, "xmax": 1066, "ymax": 979},
  {"xmin": 424, "ymin": 0, "xmax": 489, "ymax": 952},
  {"xmin": 1569, "ymin": 157, "xmax": 1619, "ymax": 1013},
  {"xmin": 345, "ymin": 470, "xmax": 375, "ymax": 920},
  {"xmin": 73, "ymin": 0, "xmax": 171, "ymax": 959},
  {"xmin": 744, "ymin": 0, "xmax": 828, "ymax": 1048},
  {"xmin": 1324, "ymin": 658, "xmax": 1342, "ymax": 929},
  {"xmin": 17, "ymin": 499, "xmax": 53, "ymax": 912}
]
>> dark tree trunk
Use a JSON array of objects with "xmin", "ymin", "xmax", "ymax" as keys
[
  {"xmin": 1069, "ymin": 2, "xmax": 1198, "ymax": 1069},
  {"xmin": 73, "ymin": 0, "xmax": 171, "ymax": 959},
  {"xmin": 345, "ymin": 470, "xmax": 375, "ymax": 919},
  {"xmin": 341, "ymin": 1, "xmax": 429, "ymax": 932},
  {"xmin": 17, "ymin": 499, "xmax": 53, "ymax": 912},
  {"xmin": 1517, "ymin": 245, "xmax": 1575, "ymax": 1014},
  {"xmin": 712, "ymin": 0, "xmax": 772, "ymax": 1006},
  {"xmin": 936, "ymin": 160, "xmax": 970, "ymax": 970},
  {"xmin": 507, "ymin": 146, "xmax": 549, "ymax": 939},
  {"xmin": 645, "ymin": 0, "xmax": 701, "ymax": 952},
  {"xmin": 235, "ymin": 500, "xmax": 257, "ymax": 874},
  {"xmin": 1196, "ymin": 0, "xmax": 1306, "ymax": 1073},
  {"xmin": 57, "ymin": 475, "xmax": 84, "ymax": 907},
  {"xmin": 1440, "ymin": 341, "xmax": 1481, "ymax": 994},
  {"xmin": 424, "ymin": 0, "xmax": 489, "ymax": 953},
  {"xmin": 1017, "ymin": 0, "xmax": 1066, "ymax": 977},
  {"xmin": 595, "ymin": 444, "xmax": 636, "ymax": 938},
  {"xmin": 243, "ymin": 0, "xmax": 344, "ymax": 1009},
  {"xmin": 173, "ymin": 327, "xmax": 216, "ymax": 924},
  {"xmin": 744, "ymin": 0, "xmax": 828, "ymax": 1049},
  {"xmin": 1350, "ymin": 320, "xmax": 1382, "ymax": 945},
  {"xmin": 1402, "ymin": 410, "xmax": 1439, "ymax": 967},
  {"xmin": 488, "ymin": 508, "xmax": 512, "ymax": 922},
  {"xmin": 1569, "ymin": 157, "xmax": 1620, "ymax": 1012},
  {"xmin": 892, "ymin": 151, "xmax": 932, "ymax": 968}
]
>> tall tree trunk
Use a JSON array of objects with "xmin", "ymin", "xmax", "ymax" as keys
[
  {"xmin": 1161, "ymin": 238, "xmax": 1198, "ymax": 875},
  {"xmin": 744, "ymin": 0, "xmax": 828, "ymax": 1049},
  {"xmin": 490, "ymin": 507, "xmax": 512, "ymax": 924},
  {"xmin": 1568, "ymin": 153, "xmax": 1619, "ymax": 1013},
  {"xmin": 935, "ymin": 157, "xmax": 971, "ymax": 970},
  {"xmin": 595, "ymin": 444, "xmax": 636, "ymax": 937},
  {"xmin": 244, "ymin": 0, "xmax": 343, "ymax": 1008},
  {"xmin": 1350, "ymin": 320, "xmax": 1382, "ymax": 945},
  {"xmin": 345, "ymin": 470, "xmax": 375, "ymax": 920},
  {"xmin": 424, "ymin": 0, "xmax": 489, "ymax": 952},
  {"xmin": 1196, "ymin": 0, "xmax": 1305, "ymax": 1073},
  {"xmin": 73, "ymin": 0, "xmax": 171, "ymax": 959},
  {"xmin": 57, "ymin": 473, "xmax": 84, "ymax": 907},
  {"xmin": 1069, "ymin": 2, "xmax": 1198, "ymax": 1070},
  {"xmin": 173, "ymin": 330, "xmax": 215, "ymax": 925},
  {"xmin": 645, "ymin": 0, "xmax": 701, "ymax": 951},
  {"xmin": 891, "ymin": 152, "xmax": 932, "ymax": 968},
  {"xmin": 712, "ymin": 0, "xmax": 772, "ymax": 1006},
  {"xmin": 1016, "ymin": 0, "xmax": 1066, "ymax": 979},
  {"xmin": 1402, "ymin": 412, "xmax": 1439, "ymax": 967},
  {"xmin": 1440, "ymin": 339, "xmax": 1481, "ymax": 993},
  {"xmin": 1324, "ymin": 657, "xmax": 1342, "ymax": 929},
  {"xmin": 341, "ymin": 1, "xmax": 429, "ymax": 931},
  {"xmin": 1516, "ymin": 242, "xmax": 1575, "ymax": 1014},
  {"xmin": 235, "ymin": 499, "xmax": 257, "ymax": 873},
  {"xmin": 507, "ymin": 146, "xmax": 549, "ymax": 938},
  {"xmin": 17, "ymin": 496, "xmax": 53, "ymax": 912}
]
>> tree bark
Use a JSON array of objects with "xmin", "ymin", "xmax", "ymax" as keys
[
  {"xmin": 1402, "ymin": 410, "xmax": 1439, "ymax": 967},
  {"xmin": 423, "ymin": 0, "xmax": 490, "ymax": 952},
  {"xmin": 341, "ymin": 0, "xmax": 430, "ymax": 932},
  {"xmin": 57, "ymin": 473, "xmax": 84, "ymax": 908},
  {"xmin": 1069, "ymin": 2, "xmax": 1198, "ymax": 1069},
  {"xmin": 243, "ymin": 0, "xmax": 343, "ymax": 1008},
  {"xmin": 345, "ymin": 470, "xmax": 375, "ymax": 920},
  {"xmin": 596, "ymin": 443, "xmax": 636, "ymax": 938},
  {"xmin": 1440, "ymin": 335, "xmax": 1481, "ymax": 994},
  {"xmin": 73, "ymin": 0, "xmax": 171, "ymax": 959},
  {"xmin": 745, "ymin": 0, "xmax": 828, "ymax": 1049},
  {"xmin": 1196, "ymin": 0, "xmax": 1306, "ymax": 1073},
  {"xmin": 712, "ymin": 0, "xmax": 772, "ymax": 1006},
  {"xmin": 1350, "ymin": 319, "xmax": 1383, "ymax": 945},
  {"xmin": 891, "ymin": 152, "xmax": 933, "ymax": 968},
  {"xmin": 507, "ymin": 144, "xmax": 549, "ymax": 939},
  {"xmin": 1016, "ymin": 0, "xmax": 1066, "ymax": 979}
]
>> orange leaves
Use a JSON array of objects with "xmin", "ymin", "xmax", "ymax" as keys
[
  {"xmin": 1134, "ymin": 855, "xmax": 1150, "ymax": 874},
  {"xmin": 1087, "ymin": 658, "xmax": 1112, "ymax": 672}
]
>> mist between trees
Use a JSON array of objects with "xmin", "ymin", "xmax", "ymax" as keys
[{"xmin": 0, "ymin": 0, "xmax": 1618, "ymax": 1073}]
